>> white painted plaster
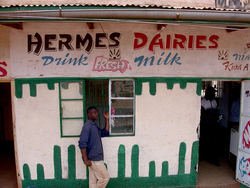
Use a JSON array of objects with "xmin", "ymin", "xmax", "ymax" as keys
[
  {"xmin": 15, "ymin": 82, "xmax": 200, "ymax": 180},
  {"xmin": 15, "ymin": 83, "xmax": 86, "ymax": 179}
]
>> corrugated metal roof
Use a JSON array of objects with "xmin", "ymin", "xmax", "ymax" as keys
[
  {"xmin": 0, "ymin": 0, "xmax": 216, "ymax": 9},
  {"xmin": 1, "ymin": 0, "xmax": 249, "ymax": 13},
  {"xmin": 1, "ymin": 0, "xmax": 250, "ymax": 29}
]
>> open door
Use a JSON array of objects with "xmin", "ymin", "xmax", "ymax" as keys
[{"xmin": 236, "ymin": 80, "xmax": 250, "ymax": 186}]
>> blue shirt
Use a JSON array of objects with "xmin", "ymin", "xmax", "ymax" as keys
[
  {"xmin": 229, "ymin": 98, "xmax": 240, "ymax": 122},
  {"xmin": 78, "ymin": 119, "xmax": 109, "ymax": 161}
]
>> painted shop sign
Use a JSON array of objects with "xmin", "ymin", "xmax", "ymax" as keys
[
  {"xmin": 27, "ymin": 32, "xmax": 219, "ymax": 71},
  {"xmin": 10, "ymin": 23, "xmax": 250, "ymax": 78}
]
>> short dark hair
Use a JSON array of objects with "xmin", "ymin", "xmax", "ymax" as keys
[{"xmin": 87, "ymin": 106, "xmax": 97, "ymax": 114}]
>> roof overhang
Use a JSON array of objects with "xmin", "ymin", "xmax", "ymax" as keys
[{"xmin": 1, "ymin": 6, "xmax": 250, "ymax": 30}]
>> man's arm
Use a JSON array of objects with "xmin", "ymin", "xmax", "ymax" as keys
[
  {"xmin": 103, "ymin": 111, "xmax": 109, "ymax": 132},
  {"xmin": 81, "ymin": 148, "xmax": 92, "ymax": 167}
]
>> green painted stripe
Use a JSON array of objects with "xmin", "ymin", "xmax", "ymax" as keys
[
  {"xmin": 61, "ymin": 99, "xmax": 83, "ymax": 101},
  {"xmin": 54, "ymin": 145, "xmax": 62, "ymax": 179},
  {"xmin": 22, "ymin": 142, "xmax": 199, "ymax": 187},
  {"xmin": 178, "ymin": 142, "xmax": 186, "ymax": 175},
  {"xmin": 68, "ymin": 145, "xmax": 76, "ymax": 180},
  {"xmin": 37, "ymin": 164, "xmax": 45, "ymax": 180},
  {"xmin": 118, "ymin": 144, "xmax": 125, "ymax": 178},
  {"xmin": 23, "ymin": 164, "xmax": 31, "ymax": 180},
  {"xmin": 135, "ymin": 78, "xmax": 202, "ymax": 96},
  {"xmin": 161, "ymin": 161, "xmax": 169, "ymax": 177},
  {"xmin": 131, "ymin": 145, "xmax": 139, "ymax": 178},
  {"xmin": 14, "ymin": 77, "xmax": 204, "ymax": 98},
  {"xmin": 15, "ymin": 77, "xmax": 249, "ymax": 98},
  {"xmin": 190, "ymin": 141, "xmax": 199, "ymax": 178},
  {"xmin": 149, "ymin": 161, "xmax": 156, "ymax": 178},
  {"xmin": 62, "ymin": 117, "xmax": 84, "ymax": 120}
]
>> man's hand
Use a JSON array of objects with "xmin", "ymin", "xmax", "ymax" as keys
[
  {"xmin": 84, "ymin": 159, "xmax": 92, "ymax": 167},
  {"xmin": 103, "ymin": 111, "xmax": 109, "ymax": 119},
  {"xmin": 103, "ymin": 111, "xmax": 110, "ymax": 132}
]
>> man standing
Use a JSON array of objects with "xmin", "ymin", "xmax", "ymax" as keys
[
  {"xmin": 200, "ymin": 86, "xmax": 220, "ymax": 166},
  {"xmin": 79, "ymin": 106, "xmax": 110, "ymax": 188}
]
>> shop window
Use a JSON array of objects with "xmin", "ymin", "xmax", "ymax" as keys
[
  {"xmin": 110, "ymin": 80, "xmax": 135, "ymax": 135},
  {"xmin": 59, "ymin": 81, "xmax": 85, "ymax": 137},
  {"xmin": 85, "ymin": 80, "xmax": 109, "ymax": 130},
  {"xmin": 59, "ymin": 79, "xmax": 135, "ymax": 137}
]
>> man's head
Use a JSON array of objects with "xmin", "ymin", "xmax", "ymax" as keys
[
  {"xmin": 87, "ymin": 106, "xmax": 99, "ymax": 122},
  {"xmin": 205, "ymin": 86, "xmax": 216, "ymax": 100}
]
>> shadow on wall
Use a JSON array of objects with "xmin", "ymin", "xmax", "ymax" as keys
[{"xmin": 22, "ymin": 142, "xmax": 199, "ymax": 188}]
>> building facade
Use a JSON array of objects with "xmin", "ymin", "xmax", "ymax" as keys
[{"xmin": 1, "ymin": 1, "xmax": 250, "ymax": 187}]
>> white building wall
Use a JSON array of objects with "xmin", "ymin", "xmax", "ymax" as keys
[{"xmin": 14, "ymin": 81, "xmax": 200, "ymax": 180}]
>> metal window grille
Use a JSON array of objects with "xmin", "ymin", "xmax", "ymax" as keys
[
  {"xmin": 85, "ymin": 80, "xmax": 109, "ymax": 129},
  {"xmin": 109, "ymin": 79, "xmax": 135, "ymax": 135}
]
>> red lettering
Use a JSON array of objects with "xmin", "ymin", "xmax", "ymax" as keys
[
  {"xmin": 232, "ymin": 64, "xmax": 242, "ymax": 70},
  {"xmin": 196, "ymin": 35, "xmax": 207, "ymax": 49},
  {"xmin": 148, "ymin": 34, "xmax": 164, "ymax": 53},
  {"xmin": 173, "ymin": 34, "xmax": 186, "ymax": 49},
  {"xmin": 134, "ymin": 33, "xmax": 147, "ymax": 50},
  {"xmin": 209, "ymin": 35, "xmax": 219, "ymax": 49},
  {"xmin": 188, "ymin": 35, "xmax": 194, "ymax": 49},
  {"xmin": 223, "ymin": 61, "xmax": 242, "ymax": 71},
  {"xmin": 0, "ymin": 61, "xmax": 7, "ymax": 77},
  {"xmin": 133, "ymin": 33, "xmax": 220, "ymax": 52},
  {"xmin": 223, "ymin": 61, "xmax": 232, "ymax": 71},
  {"xmin": 166, "ymin": 35, "xmax": 171, "ymax": 49}
]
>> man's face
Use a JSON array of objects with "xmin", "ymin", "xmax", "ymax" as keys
[{"xmin": 88, "ymin": 109, "xmax": 99, "ymax": 121}]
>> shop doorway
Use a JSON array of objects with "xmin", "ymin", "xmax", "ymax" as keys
[
  {"xmin": 0, "ymin": 82, "xmax": 17, "ymax": 188},
  {"xmin": 197, "ymin": 80, "xmax": 241, "ymax": 187}
]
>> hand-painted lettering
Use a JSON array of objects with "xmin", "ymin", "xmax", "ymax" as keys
[
  {"xmin": 133, "ymin": 33, "xmax": 219, "ymax": 53},
  {"xmin": 166, "ymin": 35, "xmax": 171, "ymax": 49},
  {"xmin": 134, "ymin": 52, "xmax": 181, "ymax": 66},
  {"xmin": 243, "ymin": 64, "xmax": 249, "ymax": 71},
  {"xmin": 0, "ymin": 61, "xmax": 7, "ymax": 77},
  {"xmin": 76, "ymin": 33, "xmax": 93, "ymax": 54},
  {"xmin": 109, "ymin": 32, "xmax": 121, "ymax": 47},
  {"xmin": 246, "ymin": 90, "xmax": 250, "ymax": 97},
  {"xmin": 93, "ymin": 56, "xmax": 130, "ymax": 73},
  {"xmin": 173, "ymin": 34, "xmax": 186, "ymax": 50},
  {"xmin": 45, "ymin": 34, "xmax": 57, "ymax": 51},
  {"xmin": 42, "ymin": 53, "xmax": 88, "ymax": 66},
  {"xmin": 95, "ymin": 33, "xmax": 107, "ymax": 48},
  {"xmin": 222, "ymin": 61, "xmax": 242, "ymax": 71},
  {"xmin": 134, "ymin": 33, "xmax": 147, "ymax": 50},
  {"xmin": 208, "ymin": 35, "xmax": 219, "ymax": 49},
  {"xmin": 148, "ymin": 34, "xmax": 164, "ymax": 53},
  {"xmin": 59, "ymin": 34, "xmax": 74, "ymax": 51},
  {"xmin": 28, "ymin": 32, "xmax": 121, "ymax": 56},
  {"xmin": 28, "ymin": 33, "xmax": 42, "ymax": 55},
  {"xmin": 188, "ymin": 35, "xmax": 194, "ymax": 49},
  {"xmin": 196, "ymin": 35, "xmax": 207, "ymax": 49},
  {"xmin": 233, "ymin": 54, "xmax": 250, "ymax": 61}
]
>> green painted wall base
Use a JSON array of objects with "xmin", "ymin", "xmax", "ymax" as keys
[
  {"xmin": 241, "ymin": 184, "xmax": 250, "ymax": 188},
  {"xmin": 22, "ymin": 142, "xmax": 199, "ymax": 188}
]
